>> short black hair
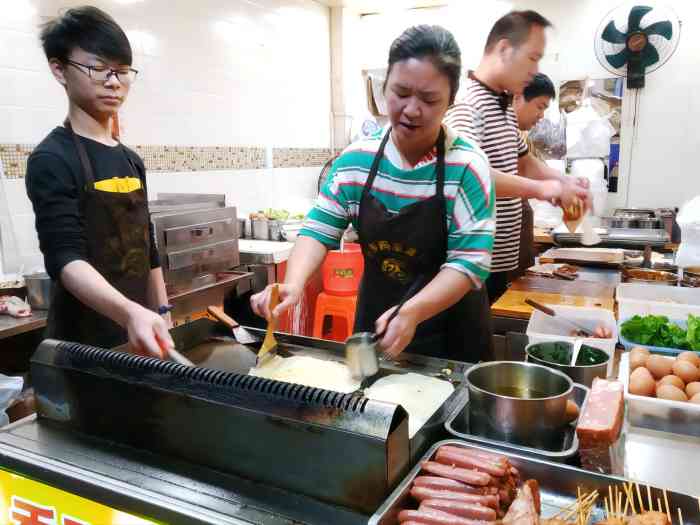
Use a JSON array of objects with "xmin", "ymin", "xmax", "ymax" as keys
[
  {"xmin": 485, "ymin": 10, "xmax": 552, "ymax": 53},
  {"xmin": 523, "ymin": 73, "xmax": 555, "ymax": 101},
  {"xmin": 39, "ymin": 6, "xmax": 132, "ymax": 65},
  {"xmin": 385, "ymin": 25, "xmax": 462, "ymax": 105}
]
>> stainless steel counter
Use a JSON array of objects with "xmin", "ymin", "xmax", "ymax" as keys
[
  {"xmin": 238, "ymin": 240, "xmax": 294, "ymax": 264},
  {"xmin": 0, "ymin": 311, "xmax": 47, "ymax": 340}
]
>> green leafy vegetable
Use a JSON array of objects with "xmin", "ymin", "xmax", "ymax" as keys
[
  {"xmin": 687, "ymin": 314, "xmax": 700, "ymax": 351},
  {"xmin": 620, "ymin": 314, "xmax": 700, "ymax": 350}
]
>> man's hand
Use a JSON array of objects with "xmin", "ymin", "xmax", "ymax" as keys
[{"xmin": 124, "ymin": 302, "xmax": 174, "ymax": 358}]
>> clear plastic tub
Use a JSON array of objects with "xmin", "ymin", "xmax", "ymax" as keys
[
  {"xmin": 526, "ymin": 304, "xmax": 617, "ymax": 374},
  {"xmin": 616, "ymin": 282, "xmax": 700, "ymax": 320}
]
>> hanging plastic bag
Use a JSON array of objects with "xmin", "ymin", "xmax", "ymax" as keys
[
  {"xmin": 0, "ymin": 374, "xmax": 23, "ymax": 427},
  {"xmin": 676, "ymin": 195, "xmax": 700, "ymax": 268},
  {"xmin": 528, "ymin": 109, "xmax": 567, "ymax": 159},
  {"xmin": 566, "ymin": 104, "xmax": 615, "ymax": 158}
]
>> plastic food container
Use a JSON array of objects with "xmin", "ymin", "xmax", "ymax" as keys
[
  {"xmin": 321, "ymin": 244, "xmax": 364, "ymax": 296},
  {"xmin": 526, "ymin": 304, "xmax": 617, "ymax": 374},
  {"xmin": 618, "ymin": 316, "xmax": 692, "ymax": 356},
  {"xmin": 616, "ymin": 282, "xmax": 700, "ymax": 320},
  {"xmin": 619, "ymin": 352, "xmax": 700, "ymax": 436}
]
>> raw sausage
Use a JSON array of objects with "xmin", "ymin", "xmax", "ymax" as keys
[
  {"xmin": 419, "ymin": 499, "xmax": 497, "ymax": 521},
  {"xmin": 399, "ymin": 508, "xmax": 493, "ymax": 524},
  {"xmin": 421, "ymin": 461, "xmax": 492, "ymax": 486},
  {"xmin": 410, "ymin": 487, "xmax": 499, "ymax": 509},
  {"xmin": 438, "ymin": 446, "xmax": 508, "ymax": 467},
  {"xmin": 413, "ymin": 476, "xmax": 498, "ymax": 496},
  {"xmin": 435, "ymin": 449, "xmax": 507, "ymax": 477}
]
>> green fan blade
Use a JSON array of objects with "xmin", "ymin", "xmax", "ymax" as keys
[
  {"xmin": 644, "ymin": 20, "xmax": 673, "ymax": 40},
  {"xmin": 606, "ymin": 47, "xmax": 630, "ymax": 68},
  {"xmin": 602, "ymin": 20, "xmax": 627, "ymax": 43},
  {"xmin": 640, "ymin": 42, "xmax": 660, "ymax": 68},
  {"xmin": 628, "ymin": 5, "xmax": 653, "ymax": 32}
]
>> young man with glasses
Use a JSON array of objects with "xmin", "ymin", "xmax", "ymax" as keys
[{"xmin": 26, "ymin": 6, "xmax": 174, "ymax": 357}]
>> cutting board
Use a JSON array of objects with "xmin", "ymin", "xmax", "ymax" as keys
[
  {"xmin": 540, "ymin": 247, "xmax": 625, "ymax": 266},
  {"xmin": 491, "ymin": 276, "xmax": 616, "ymax": 320}
]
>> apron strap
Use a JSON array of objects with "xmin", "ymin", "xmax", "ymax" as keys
[
  {"xmin": 361, "ymin": 128, "xmax": 392, "ymax": 203},
  {"xmin": 64, "ymin": 119, "xmax": 96, "ymax": 188}
]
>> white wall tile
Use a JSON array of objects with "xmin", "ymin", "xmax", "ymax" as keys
[{"xmin": 1, "ymin": 0, "xmax": 332, "ymax": 149}]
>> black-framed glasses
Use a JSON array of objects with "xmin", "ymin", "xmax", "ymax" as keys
[{"xmin": 66, "ymin": 60, "xmax": 139, "ymax": 84}]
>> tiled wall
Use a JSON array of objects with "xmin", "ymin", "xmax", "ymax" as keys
[
  {"xmin": 0, "ymin": 143, "xmax": 333, "ymax": 179},
  {"xmin": 0, "ymin": 0, "xmax": 334, "ymax": 275}
]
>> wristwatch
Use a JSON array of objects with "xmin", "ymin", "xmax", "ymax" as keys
[{"xmin": 158, "ymin": 304, "xmax": 174, "ymax": 315}]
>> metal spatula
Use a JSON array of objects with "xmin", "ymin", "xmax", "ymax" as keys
[
  {"xmin": 207, "ymin": 306, "xmax": 259, "ymax": 344},
  {"xmin": 257, "ymin": 284, "xmax": 280, "ymax": 366}
]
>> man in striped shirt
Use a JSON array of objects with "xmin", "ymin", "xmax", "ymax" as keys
[{"xmin": 444, "ymin": 11, "xmax": 589, "ymax": 303}]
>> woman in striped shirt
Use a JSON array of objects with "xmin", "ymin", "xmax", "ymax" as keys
[{"xmin": 251, "ymin": 25, "xmax": 495, "ymax": 361}]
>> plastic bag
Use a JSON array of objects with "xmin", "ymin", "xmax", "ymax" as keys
[
  {"xmin": 676, "ymin": 195, "xmax": 700, "ymax": 268},
  {"xmin": 528, "ymin": 110, "xmax": 567, "ymax": 159},
  {"xmin": 0, "ymin": 374, "xmax": 23, "ymax": 427},
  {"xmin": 566, "ymin": 105, "xmax": 615, "ymax": 158}
]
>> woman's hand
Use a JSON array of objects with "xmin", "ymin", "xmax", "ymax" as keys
[
  {"xmin": 250, "ymin": 283, "xmax": 302, "ymax": 320},
  {"xmin": 375, "ymin": 306, "xmax": 420, "ymax": 359}
]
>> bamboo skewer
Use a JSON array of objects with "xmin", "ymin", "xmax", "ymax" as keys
[
  {"xmin": 663, "ymin": 489, "xmax": 671, "ymax": 522},
  {"xmin": 624, "ymin": 482, "xmax": 637, "ymax": 515},
  {"xmin": 636, "ymin": 483, "xmax": 645, "ymax": 513},
  {"xmin": 647, "ymin": 485, "xmax": 653, "ymax": 513},
  {"xmin": 677, "ymin": 507, "xmax": 684, "ymax": 525}
]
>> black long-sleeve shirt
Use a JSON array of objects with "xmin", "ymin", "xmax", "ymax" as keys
[{"xmin": 25, "ymin": 127, "xmax": 160, "ymax": 280}]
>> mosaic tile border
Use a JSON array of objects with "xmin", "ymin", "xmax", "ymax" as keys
[
  {"xmin": 273, "ymin": 147, "xmax": 334, "ymax": 168},
  {"xmin": 0, "ymin": 144, "xmax": 334, "ymax": 178}
]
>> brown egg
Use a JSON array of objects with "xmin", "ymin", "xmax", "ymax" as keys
[
  {"xmin": 629, "ymin": 367, "xmax": 656, "ymax": 397},
  {"xmin": 646, "ymin": 355, "xmax": 674, "ymax": 379},
  {"xmin": 685, "ymin": 381, "xmax": 700, "ymax": 398},
  {"xmin": 656, "ymin": 384, "xmax": 688, "ymax": 402},
  {"xmin": 677, "ymin": 351, "xmax": 700, "ymax": 368},
  {"xmin": 657, "ymin": 375, "xmax": 685, "ymax": 391},
  {"xmin": 672, "ymin": 360, "xmax": 699, "ymax": 384},
  {"xmin": 690, "ymin": 393, "xmax": 700, "ymax": 405},
  {"xmin": 564, "ymin": 400, "xmax": 579, "ymax": 423},
  {"xmin": 629, "ymin": 346, "xmax": 650, "ymax": 370}
]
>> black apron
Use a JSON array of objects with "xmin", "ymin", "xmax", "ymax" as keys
[
  {"xmin": 354, "ymin": 128, "xmax": 492, "ymax": 361},
  {"xmin": 46, "ymin": 121, "xmax": 152, "ymax": 348}
]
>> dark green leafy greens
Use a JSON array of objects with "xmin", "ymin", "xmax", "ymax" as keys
[
  {"xmin": 575, "ymin": 345, "xmax": 609, "ymax": 366},
  {"xmin": 621, "ymin": 314, "xmax": 700, "ymax": 351}
]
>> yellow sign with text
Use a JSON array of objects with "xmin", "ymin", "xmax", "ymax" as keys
[{"xmin": 0, "ymin": 469, "xmax": 160, "ymax": 525}]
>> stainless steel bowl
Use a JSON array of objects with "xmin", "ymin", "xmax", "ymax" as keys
[
  {"xmin": 24, "ymin": 272, "xmax": 52, "ymax": 310},
  {"xmin": 466, "ymin": 361, "xmax": 573, "ymax": 448},
  {"xmin": 525, "ymin": 341, "xmax": 609, "ymax": 388}
]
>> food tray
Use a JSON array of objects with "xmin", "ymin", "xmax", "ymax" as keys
[
  {"xmin": 618, "ymin": 317, "xmax": 694, "ymax": 356},
  {"xmin": 443, "ymin": 384, "xmax": 589, "ymax": 462},
  {"xmin": 369, "ymin": 439, "xmax": 700, "ymax": 525},
  {"xmin": 616, "ymin": 283, "xmax": 700, "ymax": 320},
  {"xmin": 527, "ymin": 304, "xmax": 617, "ymax": 374},
  {"xmin": 619, "ymin": 353, "xmax": 700, "ymax": 437}
]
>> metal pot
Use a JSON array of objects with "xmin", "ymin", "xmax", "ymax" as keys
[
  {"xmin": 252, "ymin": 218, "xmax": 269, "ymax": 240},
  {"xmin": 24, "ymin": 272, "xmax": 52, "ymax": 310},
  {"xmin": 237, "ymin": 218, "xmax": 246, "ymax": 239},
  {"xmin": 525, "ymin": 341, "xmax": 608, "ymax": 388},
  {"xmin": 466, "ymin": 361, "xmax": 573, "ymax": 448}
]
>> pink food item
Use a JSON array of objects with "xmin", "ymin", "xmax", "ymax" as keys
[
  {"xmin": 576, "ymin": 378, "xmax": 624, "ymax": 446},
  {"xmin": 437, "ymin": 446, "xmax": 509, "ymax": 468},
  {"xmin": 411, "ymin": 487, "xmax": 499, "ymax": 509},
  {"xmin": 413, "ymin": 476, "xmax": 497, "ymax": 496},
  {"xmin": 399, "ymin": 507, "xmax": 493, "ymax": 524},
  {"xmin": 421, "ymin": 461, "xmax": 492, "ymax": 486},
  {"xmin": 419, "ymin": 499, "xmax": 497, "ymax": 521},
  {"xmin": 435, "ymin": 449, "xmax": 507, "ymax": 477},
  {"xmin": 501, "ymin": 482, "xmax": 539, "ymax": 525},
  {"xmin": 0, "ymin": 296, "xmax": 32, "ymax": 318}
]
